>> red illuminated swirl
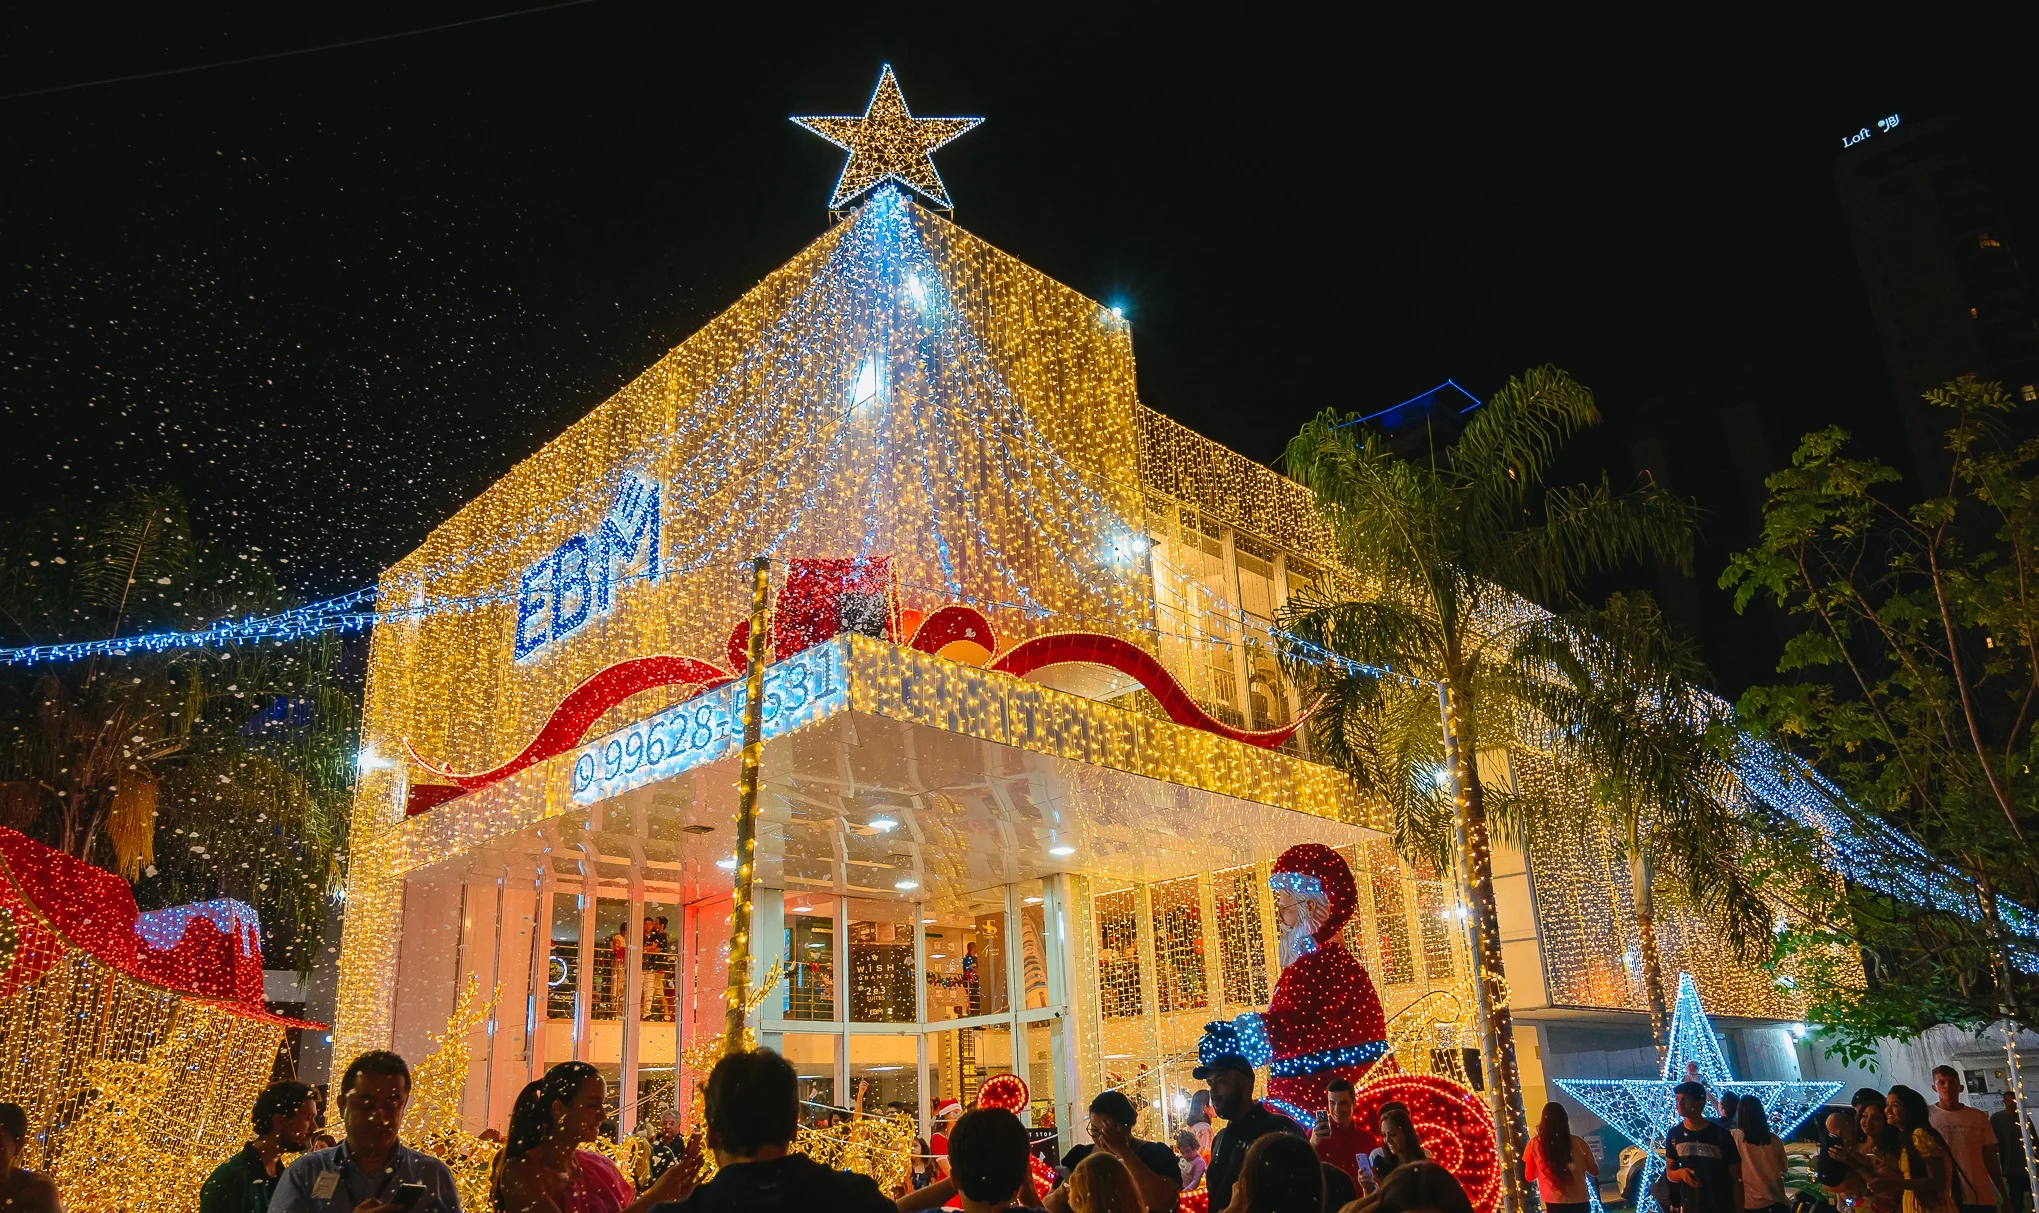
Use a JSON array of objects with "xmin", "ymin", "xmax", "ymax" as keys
[
  {"xmin": 989, "ymin": 632, "xmax": 1320, "ymax": 749},
  {"xmin": 1351, "ymin": 1074, "xmax": 1500, "ymax": 1213},
  {"xmin": 403, "ymin": 655, "xmax": 733, "ymax": 815}
]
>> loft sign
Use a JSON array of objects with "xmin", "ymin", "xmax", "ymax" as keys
[
  {"xmin": 1840, "ymin": 113, "xmax": 1901, "ymax": 149},
  {"xmin": 570, "ymin": 639, "xmax": 848, "ymax": 803},
  {"xmin": 515, "ymin": 474, "xmax": 662, "ymax": 661}
]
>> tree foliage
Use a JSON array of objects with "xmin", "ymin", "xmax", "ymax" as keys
[
  {"xmin": 1277, "ymin": 365, "xmax": 1699, "ymax": 1159},
  {"xmin": 0, "ymin": 487, "xmax": 354, "ymax": 970},
  {"xmin": 1722, "ymin": 375, "xmax": 2039, "ymax": 1052}
]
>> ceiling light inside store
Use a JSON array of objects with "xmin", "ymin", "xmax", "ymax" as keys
[
  {"xmin": 870, "ymin": 816, "xmax": 899, "ymax": 832},
  {"xmin": 715, "ymin": 857, "xmax": 737, "ymax": 871},
  {"xmin": 895, "ymin": 878, "xmax": 919, "ymax": 890},
  {"xmin": 1047, "ymin": 845, "xmax": 1075, "ymax": 857}
]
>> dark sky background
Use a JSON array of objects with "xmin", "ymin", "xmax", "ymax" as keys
[{"xmin": 4, "ymin": 7, "xmax": 2036, "ymax": 695}]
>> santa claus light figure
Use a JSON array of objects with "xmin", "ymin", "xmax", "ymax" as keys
[{"xmin": 1197, "ymin": 843, "xmax": 1389, "ymax": 1124}]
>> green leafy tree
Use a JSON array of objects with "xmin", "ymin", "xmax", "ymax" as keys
[
  {"xmin": 0, "ymin": 488, "xmax": 353, "ymax": 970},
  {"xmin": 1278, "ymin": 366, "xmax": 1694, "ymax": 1181},
  {"xmin": 1721, "ymin": 375, "xmax": 2039, "ymax": 1053}
]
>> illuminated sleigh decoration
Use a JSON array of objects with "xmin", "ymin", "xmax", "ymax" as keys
[{"xmin": 406, "ymin": 555, "xmax": 1319, "ymax": 815}]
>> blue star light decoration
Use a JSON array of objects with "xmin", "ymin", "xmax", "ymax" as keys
[
  {"xmin": 793, "ymin": 65, "xmax": 982, "ymax": 210},
  {"xmin": 1555, "ymin": 973, "xmax": 1842, "ymax": 1213}
]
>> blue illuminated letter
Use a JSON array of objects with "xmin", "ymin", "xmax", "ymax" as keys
[
  {"xmin": 552, "ymin": 535, "xmax": 592, "ymax": 638},
  {"xmin": 596, "ymin": 480, "xmax": 661, "ymax": 614},
  {"xmin": 514, "ymin": 557, "xmax": 551, "ymax": 660}
]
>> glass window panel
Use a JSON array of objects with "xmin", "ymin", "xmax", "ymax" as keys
[
  {"xmin": 779, "ymin": 1032, "xmax": 840, "ymax": 1127},
  {"xmin": 783, "ymin": 893, "xmax": 839, "ymax": 1022},
  {"xmin": 1366, "ymin": 838, "xmax": 1416, "ymax": 985},
  {"xmin": 847, "ymin": 1034, "xmax": 920, "ymax": 1121},
  {"xmin": 641, "ymin": 899, "xmax": 679, "ymax": 1023},
  {"xmin": 1214, "ymin": 867, "xmax": 1269, "ymax": 1008},
  {"xmin": 1236, "ymin": 549, "xmax": 1274, "ymax": 619},
  {"xmin": 1338, "ymin": 845, "xmax": 1377, "ymax": 971},
  {"xmin": 932, "ymin": 1024, "xmax": 1013, "ymax": 1109},
  {"xmin": 548, "ymin": 890, "xmax": 581, "ymax": 1020},
  {"xmin": 593, "ymin": 897, "xmax": 631, "ymax": 1020},
  {"xmin": 1095, "ymin": 888, "xmax": 1144, "ymax": 1019},
  {"xmin": 923, "ymin": 895, "xmax": 1007, "ymax": 1020},
  {"xmin": 1151, "ymin": 877, "xmax": 1207, "ymax": 1013},
  {"xmin": 1023, "ymin": 1022, "xmax": 1057, "ymax": 1127},
  {"xmin": 635, "ymin": 1066, "xmax": 678, "ymax": 1134},
  {"xmin": 848, "ymin": 898, "xmax": 916, "ymax": 1023},
  {"xmin": 1016, "ymin": 885, "xmax": 1051, "ymax": 1011},
  {"xmin": 1415, "ymin": 880, "xmax": 1457, "ymax": 984}
]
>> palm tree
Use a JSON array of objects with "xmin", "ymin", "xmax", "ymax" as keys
[
  {"xmin": 1509, "ymin": 592, "xmax": 1772, "ymax": 1057},
  {"xmin": 1277, "ymin": 366, "xmax": 1694, "ymax": 1191}
]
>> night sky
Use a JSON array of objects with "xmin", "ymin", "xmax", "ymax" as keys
[{"xmin": 4, "ymin": 9, "xmax": 2035, "ymax": 694}]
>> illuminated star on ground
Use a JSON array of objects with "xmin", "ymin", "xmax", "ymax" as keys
[
  {"xmin": 793, "ymin": 64, "xmax": 982, "ymax": 209},
  {"xmin": 1555, "ymin": 973, "xmax": 1842, "ymax": 1213}
]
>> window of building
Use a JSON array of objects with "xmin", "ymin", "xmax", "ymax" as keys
[
  {"xmin": 848, "ymin": 899, "xmax": 918, "ymax": 1023},
  {"xmin": 784, "ymin": 893, "xmax": 839, "ymax": 1022},
  {"xmin": 592, "ymin": 897, "xmax": 631, "ymax": 1020},
  {"xmin": 548, "ymin": 892, "xmax": 581, "ymax": 1021},
  {"xmin": 642, "ymin": 898, "xmax": 680, "ymax": 1024},
  {"xmin": 1214, "ymin": 866, "xmax": 1270, "ymax": 1008}
]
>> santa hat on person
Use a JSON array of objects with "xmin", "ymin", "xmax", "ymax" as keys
[
  {"xmin": 1269, "ymin": 843, "xmax": 1357, "ymax": 946},
  {"xmin": 934, "ymin": 1097, "xmax": 963, "ymax": 1121}
]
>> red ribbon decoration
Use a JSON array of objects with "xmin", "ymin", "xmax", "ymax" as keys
[
  {"xmin": 402, "ymin": 619, "xmax": 1319, "ymax": 816},
  {"xmin": 404, "ymin": 655, "xmax": 733, "ymax": 816},
  {"xmin": 989, "ymin": 632, "xmax": 1318, "ymax": 749}
]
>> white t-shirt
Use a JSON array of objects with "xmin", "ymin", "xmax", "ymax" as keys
[
  {"xmin": 1734, "ymin": 1129, "xmax": 1789, "ymax": 1210},
  {"xmin": 1929, "ymin": 1102, "xmax": 1999, "ymax": 1207}
]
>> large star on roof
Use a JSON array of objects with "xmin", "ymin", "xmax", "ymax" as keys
[
  {"xmin": 1554, "ymin": 973, "xmax": 1842, "ymax": 1213},
  {"xmin": 793, "ymin": 65, "xmax": 982, "ymax": 209}
]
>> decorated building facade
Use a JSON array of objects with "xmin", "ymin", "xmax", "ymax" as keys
[{"xmin": 332, "ymin": 72, "xmax": 1836, "ymax": 1174}]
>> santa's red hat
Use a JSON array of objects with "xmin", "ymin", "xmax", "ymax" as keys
[{"xmin": 1271, "ymin": 843, "xmax": 1357, "ymax": 945}]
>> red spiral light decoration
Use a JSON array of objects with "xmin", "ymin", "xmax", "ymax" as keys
[
  {"xmin": 1351, "ymin": 1073, "xmax": 1501, "ymax": 1213},
  {"xmin": 975, "ymin": 1072, "xmax": 1029, "ymax": 1112}
]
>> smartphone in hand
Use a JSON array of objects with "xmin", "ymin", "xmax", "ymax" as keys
[{"xmin": 392, "ymin": 1182, "xmax": 430, "ymax": 1212}]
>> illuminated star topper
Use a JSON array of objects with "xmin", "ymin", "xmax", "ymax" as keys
[
  {"xmin": 1554, "ymin": 973, "xmax": 1841, "ymax": 1213},
  {"xmin": 793, "ymin": 65, "xmax": 982, "ymax": 210}
]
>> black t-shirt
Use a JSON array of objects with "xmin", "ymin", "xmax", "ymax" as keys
[
  {"xmin": 1061, "ymin": 1139, "xmax": 1180, "ymax": 1181},
  {"xmin": 1058, "ymin": 1140, "xmax": 1181, "ymax": 1210},
  {"xmin": 648, "ymin": 1153, "xmax": 895, "ymax": 1213},
  {"xmin": 1665, "ymin": 1121, "xmax": 1739, "ymax": 1213},
  {"xmin": 1208, "ymin": 1102, "xmax": 1306, "ymax": 1212}
]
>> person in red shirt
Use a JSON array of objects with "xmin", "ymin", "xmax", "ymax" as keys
[
  {"xmin": 1312, "ymin": 1078, "xmax": 1369, "ymax": 1188},
  {"xmin": 930, "ymin": 1099, "xmax": 963, "ymax": 1177}
]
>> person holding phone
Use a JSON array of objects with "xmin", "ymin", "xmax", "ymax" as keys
[
  {"xmin": 269, "ymin": 1050, "xmax": 462, "ymax": 1213},
  {"xmin": 492, "ymin": 1061, "xmax": 696, "ymax": 1213},
  {"xmin": 1312, "ymin": 1079, "xmax": 1367, "ymax": 1189}
]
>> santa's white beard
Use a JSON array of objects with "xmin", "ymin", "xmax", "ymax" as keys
[{"xmin": 1278, "ymin": 918, "xmax": 1320, "ymax": 968}]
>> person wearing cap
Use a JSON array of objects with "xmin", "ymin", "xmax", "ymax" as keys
[{"xmin": 1196, "ymin": 1045, "xmax": 1304, "ymax": 1213}]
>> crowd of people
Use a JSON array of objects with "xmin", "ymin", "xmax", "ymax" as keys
[
  {"xmin": 5, "ymin": 1037, "xmax": 2032, "ymax": 1213},
  {"xmin": 1641, "ymin": 1064, "xmax": 2035, "ymax": 1213}
]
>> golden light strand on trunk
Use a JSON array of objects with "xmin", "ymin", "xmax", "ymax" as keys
[
  {"xmin": 1438, "ymin": 681, "xmax": 1529, "ymax": 1213},
  {"xmin": 722, "ymin": 555, "xmax": 772, "ymax": 1051}
]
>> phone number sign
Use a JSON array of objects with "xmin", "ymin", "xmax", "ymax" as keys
[{"xmin": 570, "ymin": 640, "xmax": 847, "ymax": 804}]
